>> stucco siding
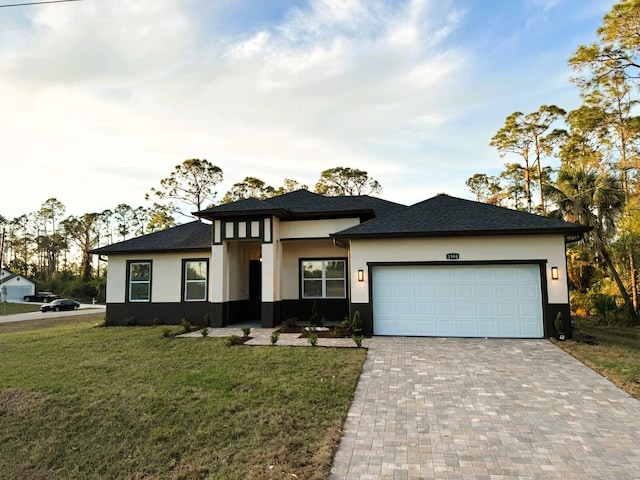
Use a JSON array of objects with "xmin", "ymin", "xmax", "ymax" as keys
[
  {"xmin": 281, "ymin": 240, "xmax": 349, "ymax": 300},
  {"xmin": 279, "ymin": 218, "xmax": 360, "ymax": 239},
  {"xmin": 105, "ymin": 252, "xmax": 212, "ymax": 304},
  {"xmin": 349, "ymin": 235, "xmax": 568, "ymax": 304}
]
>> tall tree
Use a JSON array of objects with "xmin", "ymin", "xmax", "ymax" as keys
[
  {"xmin": 570, "ymin": 0, "xmax": 640, "ymax": 85},
  {"xmin": 145, "ymin": 203, "xmax": 177, "ymax": 233},
  {"xmin": 490, "ymin": 106, "xmax": 566, "ymax": 213},
  {"xmin": 221, "ymin": 177, "xmax": 275, "ymax": 204},
  {"xmin": 274, "ymin": 178, "xmax": 308, "ymax": 195},
  {"xmin": 314, "ymin": 167, "xmax": 382, "ymax": 196},
  {"xmin": 147, "ymin": 159, "xmax": 223, "ymax": 218},
  {"xmin": 61, "ymin": 213, "xmax": 100, "ymax": 281},
  {"xmin": 113, "ymin": 204, "xmax": 139, "ymax": 241},
  {"xmin": 465, "ymin": 173, "xmax": 502, "ymax": 204},
  {"xmin": 544, "ymin": 166, "xmax": 638, "ymax": 323}
]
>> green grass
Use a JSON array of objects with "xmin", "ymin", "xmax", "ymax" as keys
[
  {"xmin": 556, "ymin": 316, "xmax": 640, "ymax": 400},
  {"xmin": 0, "ymin": 302, "xmax": 42, "ymax": 315},
  {"xmin": 0, "ymin": 320, "xmax": 366, "ymax": 479}
]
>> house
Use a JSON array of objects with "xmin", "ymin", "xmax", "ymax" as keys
[
  {"xmin": 90, "ymin": 190, "xmax": 589, "ymax": 338},
  {"xmin": 0, "ymin": 268, "xmax": 36, "ymax": 302}
]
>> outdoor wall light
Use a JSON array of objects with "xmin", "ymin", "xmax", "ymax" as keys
[
  {"xmin": 357, "ymin": 270, "xmax": 364, "ymax": 282},
  {"xmin": 551, "ymin": 267, "xmax": 559, "ymax": 280}
]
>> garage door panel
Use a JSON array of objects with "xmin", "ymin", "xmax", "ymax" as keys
[
  {"xmin": 415, "ymin": 302, "xmax": 434, "ymax": 316},
  {"xmin": 456, "ymin": 302, "xmax": 474, "ymax": 316},
  {"xmin": 499, "ymin": 321, "xmax": 518, "ymax": 336},
  {"xmin": 435, "ymin": 284, "xmax": 453, "ymax": 298},
  {"xmin": 517, "ymin": 285, "xmax": 538, "ymax": 299},
  {"xmin": 496, "ymin": 284, "xmax": 516, "ymax": 299},
  {"xmin": 435, "ymin": 302, "xmax": 454, "ymax": 316},
  {"xmin": 394, "ymin": 284, "xmax": 414, "ymax": 299},
  {"xmin": 476, "ymin": 284, "xmax": 494, "ymax": 299},
  {"xmin": 477, "ymin": 320, "xmax": 498, "ymax": 336},
  {"xmin": 394, "ymin": 302, "xmax": 414, "ymax": 316},
  {"xmin": 454, "ymin": 284, "xmax": 473, "ymax": 299},
  {"xmin": 373, "ymin": 265, "xmax": 543, "ymax": 338},
  {"xmin": 414, "ymin": 284, "xmax": 433, "ymax": 297}
]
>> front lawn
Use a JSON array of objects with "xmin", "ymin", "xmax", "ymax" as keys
[
  {"xmin": 556, "ymin": 316, "xmax": 640, "ymax": 400},
  {"xmin": 0, "ymin": 321, "xmax": 366, "ymax": 479},
  {"xmin": 0, "ymin": 302, "xmax": 42, "ymax": 315}
]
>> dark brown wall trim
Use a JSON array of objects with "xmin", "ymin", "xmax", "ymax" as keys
[{"xmin": 106, "ymin": 302, "xmax": 210, "ymax": 327}]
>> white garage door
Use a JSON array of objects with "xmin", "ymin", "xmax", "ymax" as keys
[{"xmin": 372, "ymin": 265, "xmax": 543, "ymax": 338}]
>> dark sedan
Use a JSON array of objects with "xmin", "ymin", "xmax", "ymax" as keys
[{"xmin": 40, "ymin": 299, "xmax": 80, "ymax": 312}]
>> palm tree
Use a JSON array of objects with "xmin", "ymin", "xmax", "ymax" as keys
[{"xmin": 544, "ymin": 166, "xmax": 638, "ymax": 323}]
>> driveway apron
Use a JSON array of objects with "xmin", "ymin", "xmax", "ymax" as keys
[{"xmin": 330, "ymin": 337, "xmax": 640, "ymax": 479}]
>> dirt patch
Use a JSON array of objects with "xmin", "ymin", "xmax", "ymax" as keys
[
  {"xmin": 8, "ymin": 467, "xmax": 55, "ymax": 480},
  {"xmin": 0, "ymin": 389, "xmax": 45, "ymax": 415}
]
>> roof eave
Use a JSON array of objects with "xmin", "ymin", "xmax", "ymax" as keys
[
  {"xmin": 332, "ymin": 227, "xmax": 592, "ymax": 240},
  {"xmin": 89, "ymin": 246, "xmax": 212, "ymax": 256}
]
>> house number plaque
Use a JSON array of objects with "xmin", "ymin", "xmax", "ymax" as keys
[{"xmin": 446, "ymin": 253, "xmax": 460, "ymax": 260}]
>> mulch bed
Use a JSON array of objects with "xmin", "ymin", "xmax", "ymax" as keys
[{"xmin": 276, "ymin": 325, "xmax": 358, "ymax": 338}]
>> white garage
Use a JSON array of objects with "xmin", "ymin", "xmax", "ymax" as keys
[{"xmin": 372, "ymin": 264, "xmax": 544, "ymax": 338}]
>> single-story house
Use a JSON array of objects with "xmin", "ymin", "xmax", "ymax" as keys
[
  {"xmin": 90, "ymin": 189, "xmax": 589, "ymax": 338},
  {"xmin": 0, "ymin": 268, "xmax": 36, "ymax": 302}
]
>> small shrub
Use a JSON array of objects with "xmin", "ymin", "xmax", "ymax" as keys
[
  {"xmin": 351, "ymin": 310, "xmax": 362, "ymax": 332},
  {"xmin": 202, "ymin": 313, "xmax": 211, "ymax": 327},
  {"xmin": 309, "ymin": 301, "xmax": 324, "ymax": 327},
  {"xmin": 241, "ymin": 326, "xmax": 251, "ymax": 338},
  {"xmin": 162, "ymin": 328, "xmax": 173, "ymax": 338},
  {"xmin": 152, "ymin": 317, "xmax": 162, "ymax": 326},
  {"xmin": 340, "ymin": 317, "xmax": 351, "ymax": 331},
  {"xmin": 593, "ymin": 294, "xmax": 618, "ymax": 324},
  {"xmin": 270, "ymin": 331, "xmax": 279, "ymax": 345},
  {"xmin": 307, "ymin": 332, "xmax": 318, "ymax": 347},
  {"xmin": 125, "ymin": 316, "xmax": 137, "ymax": 326},
  {"xmin": 331, "ymin": 328, "xmax": 342, "ymax": 338},
  {"xmin": 180, "ymin": 318, "xmax": 192, "ymax": 333},
  {"xmin": 554, "ymin": 312, "xmax": 564, "ymax": 334},
  {"xmin": 224, "ymin": 334, "xmax": 242, "ymax": 347},
  {"xmin": 282, "ymin": 317, "xmax": 298, "ymax": 328},
  {"xmin": 351, "ymin": 335, "xmax": 364, "ymax": 348},
  {"xmin": 201, "ymin": 328, "xmax": 208, "ymax": 337}
]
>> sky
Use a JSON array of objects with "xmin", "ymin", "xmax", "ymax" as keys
[{"xmin": 0, "ymin": 0, "xmax": 618, "ymax": 221}]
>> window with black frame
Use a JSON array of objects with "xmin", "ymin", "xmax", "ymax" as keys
[
  {"xmin": 301, "ymin": 259, "xmax": 346, "ymax": 298},
  {"xmin": 129, "ymin": 261, "xmax": 151, "ymax": 302},
  {"xmin": 184, "ymin": 260, "xmax": 208, "ymax": 301}
]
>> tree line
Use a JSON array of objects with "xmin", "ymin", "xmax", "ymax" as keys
[
  {"xmin": 466, "ymin": 0, "xmax": 640, "ymax": 324},
  {"xmin": 0, "ymin": 165, "xmax": 381, "ymax": 299}
]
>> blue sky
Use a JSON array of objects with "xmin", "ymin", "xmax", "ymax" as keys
[{"xmin": 0, "ymin": 0, "xmax": 617, "ymax": 219}]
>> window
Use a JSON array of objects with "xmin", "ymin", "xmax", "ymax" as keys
[
  {"xmin": 301, "ymin": 259, "xmax": 346, "ymax": 298},
  {"xmin": 184, "ymin": 260, "xmax": 208, "ymax": 301},
  {"xmin": 128, "ymin": 261, "xmax": 151, "ymax": 302}
]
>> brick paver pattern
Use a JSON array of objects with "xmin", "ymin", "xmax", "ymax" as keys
[{"xmin": 329, "ymin": 337, "xmax": 640, "ymax": 480}]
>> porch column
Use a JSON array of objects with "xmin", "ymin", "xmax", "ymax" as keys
[
  {"xmin": 210, "ymin": 243, "xmax": 228, "ymax": 327},
  {"xmin": 260, "ymin": 218, "xmax": 281, "ymax": 327}
]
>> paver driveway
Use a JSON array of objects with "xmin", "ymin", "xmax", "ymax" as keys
[{"xmin": 330, "ymin": 337, "xmax": 640, "ymax": 479}]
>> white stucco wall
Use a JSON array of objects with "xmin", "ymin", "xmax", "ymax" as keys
[
  {"xmin": 105, "ymin": 252, "xmax": 212, "ymax": 303},
  {"xmin": 281, "ymin": 240, "xmax": 349, "ymax": 300},
  {"xmin": 279, "ymin": 218, "xmax": 360, "ymax": 239},
  {"xmin": 349, "ymin": 235, "xmax": 569, "ymax": 304}
]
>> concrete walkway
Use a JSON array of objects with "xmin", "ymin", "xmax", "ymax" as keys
[{"xmin": 329, "ymin": 337, "xmax": 640, "ymax": 480}]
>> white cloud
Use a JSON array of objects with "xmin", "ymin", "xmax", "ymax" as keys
[{"xmin": 0, "ymin": 0, "xmax": 617, "ymax": 220}]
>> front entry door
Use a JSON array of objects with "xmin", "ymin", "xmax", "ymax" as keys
[{"xmin": 248, "ymin": 260, "xmax": 262, "ymax": 320}]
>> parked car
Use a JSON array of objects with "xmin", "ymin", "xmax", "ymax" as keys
[
  {"xmin": 40, "ymin": 299, "xmax": 80, "ymax": 312},
  {"xmin": 24, "ymin": 291, "xmax": 59, "ymax": 302}
]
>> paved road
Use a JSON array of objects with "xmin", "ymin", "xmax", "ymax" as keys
[
  {"xmin": 330, "ymin": 337, "xmax": 640, "ymax": 479},
  {"xmin": 0, "ymin": 304, "xmax": 105, "ymax": 324}
]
